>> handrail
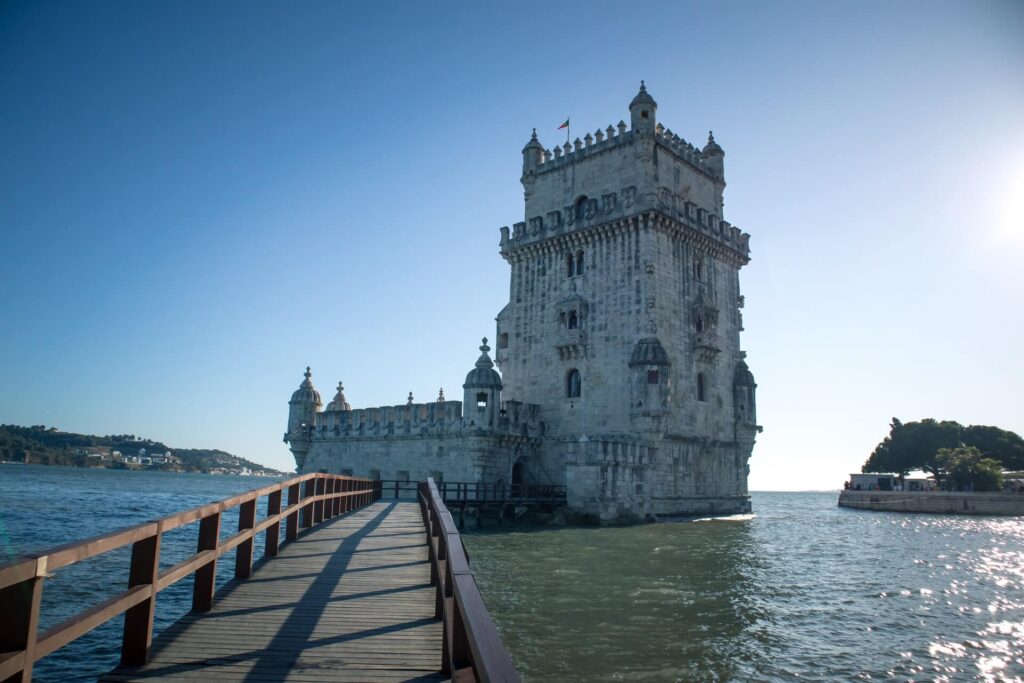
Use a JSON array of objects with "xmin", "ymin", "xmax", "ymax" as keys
[
  {"xmin": 378, "ymin": 479, "xmax": 566, "ymax": 502},
  {"xmin": 419, "ymin": 477, "xmax": 520, "ymax": 682},
  {"xmin": 0, "ymin": 472, "xmax": 379, "ymax": 683}
]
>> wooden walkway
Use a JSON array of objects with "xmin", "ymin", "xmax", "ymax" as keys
[{"xmin": 101, "ymin": 501, "xmax": 446, "ymax": 682}]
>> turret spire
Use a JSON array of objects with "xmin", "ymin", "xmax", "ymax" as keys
[{"xmin": 476, "ymin": 338, "xmax": 494, "ymax": 369}]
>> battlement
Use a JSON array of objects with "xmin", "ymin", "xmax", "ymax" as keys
[
  {"xmin": 528, "ymin": 122, "xmax": 715, "ymax": 181},
  {"xmin": 499, "ymin": 190, "xmax": 750, "ymax": 260},
  {"xmin": 304, "ymin": 399, "xmax": 543, "ymax": 440}
]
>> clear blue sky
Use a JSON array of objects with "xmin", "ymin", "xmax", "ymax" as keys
[{"xmin": 2, "ymin": 1, "xmax": 1022, "ymax": 488}]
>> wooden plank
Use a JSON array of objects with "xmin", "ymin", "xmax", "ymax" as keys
[{"xmin": 101, "ymin": 502, "xmax": 444, "ymax": 682}]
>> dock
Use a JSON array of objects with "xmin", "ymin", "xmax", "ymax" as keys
[{"xmin": 0, "ymin": 475, "xmax": 521, "ymax": 683}]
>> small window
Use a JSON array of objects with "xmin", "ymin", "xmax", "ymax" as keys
[
  {"xmin": 641, "ymin": 110, "xmax": 649, "ymax": 119},
  {"xmin": 368, "ymin": 469, "xmax": 381, "ymax": 481},
  {"xmin": 574, "ymin": 195, "xmax": 588, "ymax": 222},
  {"xmin": 566, "ymin": 369, "xmax": 582, "ymax": 398},
  {"xmin": 696, "ymin": 316, "xmax": 704, "ymax": 333},
  {"xmin": 566, "ymin": 253, "xmax": 575, "ymax": 277},
  {"xmin": 498, "ymin": 332, "xmax": 509, "ymax": 349},
  {"xmin": 340, "ymin": 468, "xmax": 353, "ymax": 476},
  {"xmin": 476, "ymin": 392, "xmax": 488, "ymax": 408},
  {"xmin": 647, "ymin": 370, "xmax": 659, "ymax": 384},
  {"xmin": 695, "ymin": 260, "xmax": 703, "ymax": 281},
  {"xmin": 397, "ymin": 470, "xmax": 410, "ymax": 482},
  {"xmin": 575, "ymin": 250, "xmax": 584, "ymax": 275},
  {"xmin": 697, "ymin": 373, "xmax": 706, "ymax": 402},
  {"xmin": 567, "ymin": 310, "xmax": 578, "ymax": 330}
]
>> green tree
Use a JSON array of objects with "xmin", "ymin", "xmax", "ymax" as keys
[
  {"xmin": 962, "ymin": 425, "xmax": 1024, "ymax": 471},
  {"xmin": 862, "ymin": 418, "xmax": 963, "ymax": 478},
  {"xmin": 936, "ymin": 446, "xmax": 1005, "ymax": 492}
]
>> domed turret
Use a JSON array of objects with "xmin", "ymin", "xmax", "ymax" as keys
[
  {"xmin": 702, "ymin": 130, "xmax": 725, "ymax": 178},
  {"xmin": 629, "ymin": 80, "xmax": 657, "ymax": 133},
  {"xmin": 286, "ymin": 366, "xmax": 322, "ymax": 471},
  {"xmin": 326, "ymin": 381, "xmax": 351, "ymax": 411},
  {"xmin": 522, "ymin": 128, "xmax": 546, "ymax": 174},
  {"xmin": 629, "ymin": 337, "xmax": 673, "ymax": 419},
  {"xmin": 734, "ymin": 358, "xmax": 757, "ymax": 425},
  {"xmin": 463, "ymin": 338, "xmax": 503, "ymax": 429},
  {"xmin": 290, "ymin": 367, "xmax": 322, "ymax": 406},
  {"xmin": 629, "ymin": 337, "xmax": 671, "ymax": 367},
  {"xmin": 464, "ymin": 338, "xmax": 503, "ymax": 389}
]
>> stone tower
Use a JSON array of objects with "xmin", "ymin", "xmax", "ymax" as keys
[{"xmin": 495, "ymin": 82, "xmax": 760, "ymax": 522}]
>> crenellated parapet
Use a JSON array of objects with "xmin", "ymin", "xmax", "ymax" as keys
[
  {"xmin": 499, "ymin": 197, "xmax": 750, "ymax": 262},
  {"xmin": 301, "ymin": 399, "xmax": 543, "ymax": 441}
]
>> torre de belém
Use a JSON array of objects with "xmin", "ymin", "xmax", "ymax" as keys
[{"xmin": 285, "ymin": 83, "xmax": 761, "ymax": 523}]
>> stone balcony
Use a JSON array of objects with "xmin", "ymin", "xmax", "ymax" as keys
[
  {"xmin": 555, "ymin": 328, "xmax": 586, "ymax": 359},
  {"xmin": 693, "ymin": 331, "xmax": 721, "ymax": 363}
]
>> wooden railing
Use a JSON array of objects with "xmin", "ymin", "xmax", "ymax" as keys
[
  {"xmin": 419, "ymin": 478, "xmax": 520, "ymax": 683},
  {"xmin": 379, "ymin": 479, "xmax": 567, "ymax": 503},
  {"xmin": 0, "ymin": 472, "xmax": 378, "ymax": 683}
]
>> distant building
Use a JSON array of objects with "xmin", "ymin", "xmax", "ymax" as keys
[{"xmin": 285, "ymin": 84, "xmax": 760, "ymax": 523}]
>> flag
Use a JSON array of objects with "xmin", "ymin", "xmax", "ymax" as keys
[{"xmin": 558, "ymin": 118, "xmax": 569, "ymax": 130}]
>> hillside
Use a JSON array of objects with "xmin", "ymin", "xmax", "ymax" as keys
[{"xmin": 0, "ymin": 424, "xmax": 290, "ymax": 476}]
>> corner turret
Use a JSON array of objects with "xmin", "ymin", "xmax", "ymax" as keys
[
  {"xmin": 285, "ymin": 366, "xmax": 322, "ymax": 470},
  {"xmin": 463, "ymin": 338, "xmax": 502, "ymax": 429},
  {"xmin": 702, "ymin": 130, "xmax": 725, "ymax": 179},
  {"xmin": 522, "ymin": 128, "xmax": 546, "ymax": 174},
  {"xmin": 629, "ymin": 81, "xmax": 657, "ymax": 134}
]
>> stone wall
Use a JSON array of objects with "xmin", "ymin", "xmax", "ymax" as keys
[{"xmin": 838, "ymin": 490, "xmax": 1024, "ymax": 516}]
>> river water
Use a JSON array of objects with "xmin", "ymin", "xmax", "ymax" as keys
[{"xmin": 1, "ymin": 466, "xmax": 1022, "ymax": 682}]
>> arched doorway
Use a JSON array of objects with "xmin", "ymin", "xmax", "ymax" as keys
[{"xmin": 511, "ymin": 457, "xmax": 528, "ymax": 497}]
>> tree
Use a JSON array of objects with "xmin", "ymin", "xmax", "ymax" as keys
[
  {"xmin": 862, "ymin": 418, "xmax": 963, "ymax": 478},
  {"xmin": 936, "ymin": 446, "xmax": 1005, "ymax": 492},
  {"xmin": 962, "ymin": 425, "xmax": 1024, "ymax": 471}
]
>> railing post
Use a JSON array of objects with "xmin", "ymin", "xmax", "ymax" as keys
[
  {"xmin": 313, "ymin": 477, "xmax": 325, "ymax": 525},
  {"xmin": 234, "ymin": 497, "xmax": 257, "ymax": 580},
  {"xmin": 192, "ymin": 509, "xmax": 221, "ymax": 612},
  {"xmin": 332, "ymin": 478, "xmax": 342, "ymax": 517},
  {"xmin": 265, "ymin": 487, "xmax": 283, "ymax": 558},
  {"xmin": 342, "ymin": 479, "xmax": 351, "ymax": 514},
  {"xmin": 121, "ymin": 524, "xmax": 162, "ymax": 666},
  {"xmin": 394, "ymin": 480, "xmax": 399, "ymax": 499},
  {"xmin": 301, "ymin": 478, "xmax": 315, "ymax": 528},
  {"xmin": 286, "ymin": 482, "xmax": 300, "ymax": 542},
  {"xmin": 0, "ymin": 556, "xmax": 45, "ymax": 682}
]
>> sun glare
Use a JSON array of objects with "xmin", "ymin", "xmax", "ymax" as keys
[{"xmin": 996, "ymin": 157, "xmax": 1024, "ymax": 247}]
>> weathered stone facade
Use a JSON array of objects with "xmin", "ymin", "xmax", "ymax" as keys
[{"xmin": 285, "ymin": 83, "xmax": 761, "ymax": 523}]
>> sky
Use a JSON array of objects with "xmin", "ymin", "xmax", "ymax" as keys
[{"xmin": 1, "ymin": 1, "xmax": 1022, "ymax": 489}]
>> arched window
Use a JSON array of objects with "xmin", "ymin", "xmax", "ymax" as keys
[
  {"xmin": 694, "ymin": 259, "xmax": 703, "ymax": 281},
  {"xmin": 575, "ymin": 250, "xmax": 584, "ymax": 275},
  {"xmin": 567, "ymin": 310, "xmax": 578, "ymax": 330},
  {"xmin": 566, "ymin": 369, "xmax": 582, "ymax": 398},
  {"xmin": 647, "ymin": 369, "xmax": 659, "ymax": 384},
  {"xmin": 696, "ymin": 316, "xmax": 704, "ymax": 333},
  {"xmin": 566, "ymin": 253, "xmax": 575, "ymax": 277},
  {"xmin": 476, "ymin": 392, "xmax": 488, "ymax": 408},
  {"xmin": 697, "ymin": 373, "xmax": 706, "ymax": 402}
]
